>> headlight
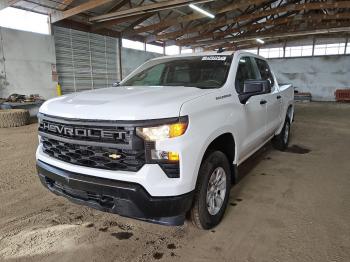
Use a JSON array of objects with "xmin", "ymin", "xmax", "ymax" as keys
[{"xmin": 136, "ymin": 119, "xmax": 188, "ymax": 141}]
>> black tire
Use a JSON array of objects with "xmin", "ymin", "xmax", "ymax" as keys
[
  {"xmin": 272, "ymin": 116, "xmax": 291, "ymax": 151},
  {"xmin": 191, "ymin": 151, "xmax": 231, "ymax": 229},
  {"xmin": 0, "ymin": 109, "xmax": 30, "ymax": 128}
]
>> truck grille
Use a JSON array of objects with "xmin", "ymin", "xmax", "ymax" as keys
[
  {"xmin": 41, "ymin": 137, "xmax": 145, "ymax": 171},
  {"xmin": 38, "ymin": 114, "xmax": 180, "ymax": 177}
]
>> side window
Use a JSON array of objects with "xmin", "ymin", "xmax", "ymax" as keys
[
  {"xmin": 255, "ymin": 58, "xmax": 275, "ymax": 87},
  {"xmin": 235, "ymin": 57, "xmax": 260, "ymax": 94}
]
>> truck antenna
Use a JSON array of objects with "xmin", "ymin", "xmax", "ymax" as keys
[{"xmin": 217, "ymin": 47, "xmax": 225, "ymax": 53}]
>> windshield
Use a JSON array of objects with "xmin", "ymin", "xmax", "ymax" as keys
[{"xmin": 120, "ymin": 55, "xmax": 232, "ymax": 89}]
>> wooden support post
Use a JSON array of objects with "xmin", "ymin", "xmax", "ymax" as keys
[
  {"xmin": 344, "ymin": 37, "xmax": 348, "ymax": 54},
  {"xmin": 118, "ymin": 38, "xmax": 123, "ymax": 80},
  {"xmin": 312, "ymin": 37, "xmax": 316, "ymax": 56}
]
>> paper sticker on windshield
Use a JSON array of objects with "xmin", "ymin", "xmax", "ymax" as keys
[{"xmin": 202, "ymin": 56, "xmax": 227, "ymax": 61}]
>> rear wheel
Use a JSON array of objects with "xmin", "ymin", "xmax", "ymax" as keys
[
  {"xmin": 191, "ymin": 151, "xmax": 231, "ymax": 229},
  {"xmin": 272, "ymin": 116, "xmax": 291, "ymax": 151}
]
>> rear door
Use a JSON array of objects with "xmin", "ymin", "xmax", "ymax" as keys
[
  {"xmin": 235, "ymin": 56, "xmax": 267, "ymax": 161},
  {"xmin": 254, "ymin": 58, "xmax": 282, "ymax": 137}
]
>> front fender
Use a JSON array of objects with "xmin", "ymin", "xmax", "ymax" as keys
[{"xmin": 176, "ymin": 91, "xmax": 241, "ymax": 191}]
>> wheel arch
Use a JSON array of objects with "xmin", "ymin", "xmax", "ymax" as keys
[
  {"xmin": 276, "ymin": 103, "xmax": 294, "ymax": 135},
  {"xmin": 199, "ymin": 132, "xmax": 237, "ymax": 183},
  {"xmin": 286, "ymin": 104, "xmax": 294, "ymax": 122}
]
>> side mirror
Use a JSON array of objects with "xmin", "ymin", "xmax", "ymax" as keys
[
  {"xmin": 239, "ymin": 80, "xmax": 270, "ymax": 104},
  {"xmin": 112, "ymin": 81, "xmax": 120, "ymax": 87}
]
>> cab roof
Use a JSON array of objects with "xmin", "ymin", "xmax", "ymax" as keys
[{"xmin": 151, "ymin": 50, "xmax": 266, "ymax": 61}]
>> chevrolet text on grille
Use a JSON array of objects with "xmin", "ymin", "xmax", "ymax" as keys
[{"xmin": 40, "ymin": 121, "xmax": 126, "ymax": 140}]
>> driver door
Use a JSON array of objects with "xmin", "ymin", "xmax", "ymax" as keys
[{"xmin": 235, "ymin": 56, "xmax": 268, "ymax": 161}]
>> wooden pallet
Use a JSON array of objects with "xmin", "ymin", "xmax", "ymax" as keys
[{"xmin": 335, "ymin": 89, "xmax": 350, "ymax": 102}]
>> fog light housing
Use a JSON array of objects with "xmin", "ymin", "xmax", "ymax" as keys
[{"xmin": 151, "ymin": 150, "xmax": 179, "ymax": 161}]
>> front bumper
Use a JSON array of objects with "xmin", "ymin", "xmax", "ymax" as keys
[{"xmin": 37, "ymin": 160, "xmax": 194, "ymax": 226}]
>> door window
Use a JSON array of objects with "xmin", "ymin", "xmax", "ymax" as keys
[
  {"xmin": 255, "ymin": 58, "xmax": 275, "ymax": 88},
  {"xmin": 235, "ymin": 57, "xmax": 260, "ymax": 94}
]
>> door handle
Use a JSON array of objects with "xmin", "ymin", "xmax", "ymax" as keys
[
  {"xmin": 260, "ymin": 100, "xmax": 267, "ymax": 105},
  {"xmin": 277, "ymin": 95, "xmax": 281, "ymax": 99}
]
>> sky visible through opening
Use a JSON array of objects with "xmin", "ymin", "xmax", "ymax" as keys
[{"xmin": 0, "ymin": 7, "xmax": 49, "ymax": 35}]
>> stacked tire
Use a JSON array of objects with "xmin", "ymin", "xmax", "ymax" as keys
[{"xmin": 0, "ymin": 109, "xmax": 30, "ymax": 128}]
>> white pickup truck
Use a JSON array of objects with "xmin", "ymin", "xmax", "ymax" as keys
[{"xmin": 36, "ymin": 51, "xmax": 294, "ymax": 229}]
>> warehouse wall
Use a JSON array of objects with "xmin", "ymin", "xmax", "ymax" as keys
[
  {"xmin": 0, "ymin": 27, "xmax": 57, "ymax": 99},
  {"xmin": 269, "ymin": 55, "xmax": 350, "ymax": 101},
  {"xmin": 121, "ymin": 47, "xmax": 162, "ymax": 78},
  {"xmin": 53, "ymin": 26, "xmax": 120, "ymax": 95}
]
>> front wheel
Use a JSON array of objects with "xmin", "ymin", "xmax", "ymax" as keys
[
  {"xmin": 272, "ymin": 116, "xmax": 291, "ymax": 151},
  {"xmin": 190, "ymin": 151, "xmax": 231, "ymax": 229}
]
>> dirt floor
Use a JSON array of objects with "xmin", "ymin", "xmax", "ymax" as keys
[{"xmin": 0, "ymin": 102, "xmax": 349, "ymax": 262}]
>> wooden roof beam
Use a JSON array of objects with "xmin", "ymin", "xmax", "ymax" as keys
[
  {"xmin": 107, "ymin": 0, "xmax": 130, "ymax": 13},
  {"xmin": 51, "ymin": 0, "xmax": 114, "ymax": 23},
  {"xmin": 123, "ymin": 0, "xmax": 267, "ymax": 36},
  {"xmin": 177, "ymin": 11, "xmax": 348, "ymax": 46},
  {"xmin": 207, "ymin": 30, "xmax": 350, "ymax": 51},
  {"xmin": 89, "ymin": 0, "xmax": 215, "ymax": 22},
  {"xmin": 91, "ymin": 13, "xmax": 152, "ymax": 31},
  {"xmin": 156, "ymin": 0, "xmax": 350, "ymax": 41},
  {"xmin": 53, "ymin": 18, "xmax": 122, "ymax": 38},
  {"xmin": 90, "ymin": 0, "xmax": 135, "ymax": 31},
  {"xmin": 145, "ymin": 0, "xmax": 274, "ymax": 43},
  {"xmin": 121, "ymin": 13, "xmax": 155, "ymax": 32},
  {"xmin": 195, "ymin": 23, "xmax": 350, "ymax": 49},
  {"xmin": 56, "ymin": 0, "xmax": 76, "ymax": 11}
]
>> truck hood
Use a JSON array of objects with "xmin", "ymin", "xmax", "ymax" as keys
[{"xmin": 40, "ymin": 86, "xmax": 212, "ymax": 120}]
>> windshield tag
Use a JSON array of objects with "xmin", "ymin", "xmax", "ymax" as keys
[{"xmin": 202, "ymin": 56, "xmax": 227, "ymax": 61}]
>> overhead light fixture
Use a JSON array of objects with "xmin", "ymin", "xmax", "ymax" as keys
[
  {"xmin": 189, "ymin": 4, "xmax": 215, "ymax": 19},
  {"xmin": 256, "ymin": 38, "xmax": 265, "ymax": 44}
]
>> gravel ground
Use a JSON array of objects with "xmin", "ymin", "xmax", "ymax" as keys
[{"xmin": 0, "ymin": 102, "xmax": 349, "ymax": 262}]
